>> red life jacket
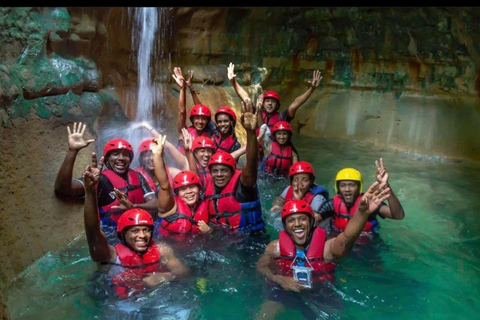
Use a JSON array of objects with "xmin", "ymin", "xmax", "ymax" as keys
[
  {"xmin": 100, "ymin": 169, "xmax": 145, "ymax": 224},
  {"xmin": 111, "ymin": 242, "xmax": 163, "ymax": 299},
  {"xmin": 204, "ymin": 170, "xmax": 264, "ymax": 233},
  {"xmin": 262, "ymin": 110, "xmax": 280, "ymax": 131},
  {"xmin": 264, "ymin": 141, "xmax": 293, "ymax": 176},
  {"xmin": 135, "ymin": 165, "xmax": 174, "ymax": 194},
  {"xmin": 159, "ymin": 197, "xmax": 209, "ymax": 235},
  {"xmin": 332, "ymin": 194, "xmax": 372, "ymax": 232},
  {"xmin": 275, "ymin": 227, "xmax": 336, "ymax": 283},
  {"xmin": 213, "ymin": 133, "xmax": 238, "ymax": 153},
  {"xmin": 284, "ymin": 184, "xmax": 329, "ymax": 205}
]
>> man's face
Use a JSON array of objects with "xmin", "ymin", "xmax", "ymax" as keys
[
  {"xmin": 192, "ymin": 115, "xmax": 209, "ymax": 131},
  {"xmin": 263, "ymin": 98, "xmax": 279, "ymax": 114},
  {"xmin": 177, "ymin": 185, "xmax": 200, "ymax": 207},
  {"xmin": 291, "ymin": 173, "xmax": 313, "ymax": 193},
  {"xmin": 194, "ymin": 148, "xmax": 214, "ymax": 168},
  {"xmin": 210, "ymin": 164, "xmax": 233, "ymax": 189},
  {"xmin": 338, "ymin": 180, "xmax": 360, "ymax": 205},
  {"xmin": 140, "ymin": 150, "xmax": 154, "ymax": 171},
  {"xmin": 274, "ymin": 131, "xmax": 290, "ymax": 145},
  {"xmin": 216, "ymin": 114, "xmax": 233, "ymax": 135},
  {"xmin": 284, "ymin": 213, "xmax": 311, "ymax": 248},
  {"xmin": 124, "ymin": 225, "xmax": 152, "ymax": 253},
  {"xmin": 107, "ymin": 150, "xmax": 132, "ymax": 174}
]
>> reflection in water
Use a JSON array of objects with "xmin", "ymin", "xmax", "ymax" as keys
[{"xmin": 5, "ymin": 135, "xmax": 480, "ymax": 319}]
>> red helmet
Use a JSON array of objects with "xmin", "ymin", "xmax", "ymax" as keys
[
  {"xmin": 208, "ymin": 151, "xmax": 236, "ymax": 171},
  {"xmin": 281, "ymin": 199, "xmax": 314, "ymax": 221},
  {"xmin": 103, "ymin": 138, "xmax": 134, "ymax": 159},
  {"xmin": 116, "ymin": 208, "xmax": 154, "ymax": 233},
  {"xmin": 215, "ymin": 106, "xmax": 237, "ymax": 125},
  {"xmin": 138, "ymin": 139, "xmax": 153, "ymax": 154},
  {"xmin": 189, "ymin": 104, "xmax": 212, "ymax": 121},
  {"xmin": 173, "ymin": 170, "xmax": 201, "ymax": 190},
  {"xmin": 191, "ymin": 136, "xmax": 215, "ymax": 152},
  {"xmin": 263, "ymin": 90, "xmax": 281, "ymax": 104},
  {"xmin": 289, "ymin": 161, "xmax": 315, "ymax": 180},
  {"xmin": 272, "ymin": 121, "xmax": 292, "ymax": 135}
]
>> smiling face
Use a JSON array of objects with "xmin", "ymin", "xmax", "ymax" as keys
[
  {"xmin": 192, "ymin": 115, "xmax": 209, "ymax": 131},
  {"xmin": 140, "ymin": 150, "xmax": 154, "ymax": 171},
  {"xmin": 263, "ymin": 97, "xmax": 279, "ymax": 114},
  {"xmin": 274, "ymin": 130, "xmax": 290, "ymax": 145},
  {"xmin": 177, "ymin": 184, "xmax": 200, "ymax": 207},
  {"xmin": 284, "ymin": 213, "xmax": 311, "ymax": 249},
  {"xmin": 194, "ymin": 148, "xmax": 214, "ymax": 168},
  {"xmin": 338, "ymin": 180, "xmax": 360, "ymax": 205},
  {"xmin": 216, "ymin": 114, "xmax": 233, "ymax": 135},
  {"xmin": 107, "ymin": 150, "xmax": 132, "ymax": 174},
  {"xmin": 123, "ymin": 225, "xmax": 152, "ymax": 253},
  {"xmin": 210, "ymin": 164, "xmax": 233, "ymax": 189}
]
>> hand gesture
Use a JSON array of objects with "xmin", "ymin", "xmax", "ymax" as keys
[
  {"xmin": 358, "ymin": 181, "xmax": 391, "ymax": 215},
  {"xmin": 197, "ymin": 220, "xmax": 212, "ymax": 233},
  {"xmin": 67, "ymin": 122, "xmax": 95, "ymax": 151},
  {"xmin": 240, "ymin": 98, "xmax": 257, "ymax": 131},
  {"xmin": 375, "ymin": 158, "xmax": 389, "ymax": 184},
  {"xmin": 181, "ymin": 128, "xmax": 193, "ymax": 152},
  {"xmin": 186, "ymin": 70, "xmax": 194, "ymax": 89},
  {"xmin": 275, "ymin": 275, "xmax": 306, "ymax": 292},
  {"xmin": 83, "ymin": 153, "xmax": 104, "ymax": 191},
  {"xmin": 292, "ymin": 180, "xmax": 308, "ymax": 200},
  {"xmin": 111, "ymin": 188, "xmax": 133, "ymax": 210},
  {"xmin": 256, "ymin": 94, "xmax": 264, "ymax": 111},
  {"xmin": 308, "ymin": 70, "xmax": 322, "ymax": 89},
  {"xmin": 227, "ymin": 62, "xmax": 236, "ymax": 81},
  {"xmin": 151, "ymin": 134, "xmax": 167, "ymax": 157},
  {"xmin": 172, "ymin": 67, "xmax": 186, "ymax": 88}
]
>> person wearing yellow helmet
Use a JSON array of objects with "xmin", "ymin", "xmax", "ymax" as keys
[{"xmin": 316, "ymin": 158, "xmax": 404, "ymax": 235}]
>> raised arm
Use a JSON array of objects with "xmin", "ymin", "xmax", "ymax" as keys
[
  {"xmin": 185, "ymin": 69, "xmax": 202, "ymax": 105},
  {"xmin": 228, "ymin": 62, "xmax": 250, "ymax": 102},
  {"xmin": 83, "ymin": 153, "xmax": 116, "ymax": 263},
  {"xmin": 324, "ymin": 181, "xmax": 391, "ymax": 260},
  {"xmin": 173, "ymin": 67, "xmax": 187, "ymax": 135},
  {"xmin": 286, "ymin": 70, "xmax": 322, "ymax": 119},
  {"xmin": 180, "ymin": 128, "xmax": 199, "ymax": 176},
  {"xmin": 375, "ymin": 158, "xmax": 405, "ymax": 220},
  {"xmin": 54, "ymin": 122, "xmax": 95, "ymax": 199},
  {"xmin": 151, "ymin": 135, "xmax": 175, "ymax": 214},
  {"xmin": 239, "ymin": 98, "xmax": 259, "ymax": 188}
]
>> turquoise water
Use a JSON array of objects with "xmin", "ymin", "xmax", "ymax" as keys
[{"xmin": 5, "ymin": 134, "xmax": 480, "ymax": 319}]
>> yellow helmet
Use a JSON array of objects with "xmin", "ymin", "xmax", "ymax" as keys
[{"xmin": 335, "ymin": 168, "xmax": 363, "ymax": 194}]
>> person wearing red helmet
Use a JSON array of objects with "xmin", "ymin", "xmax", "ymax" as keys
[
  {"xmin": 227, "ymin": 62, "xmax": 323, "ymax": 131},
  {"xmin": 212, "ymin": 106, "xmax": 241, "ymax": 154},
  {"xmin": 261, "ymin": 121, "xmax": 299, "ymax": 177},
  {"xmin": 134, "ymin": 138, "xmax": 183, "ymax": 195},
  {"xmin": 270, "ymin": 161, "xmax": 329, "ymax": 215},
  {"xmin": 82, "ymin": 157, "xmax": 188, "ymax": 300},
  {"xmin": 204, "ymin": 99, "xmax": 265, "ymax": 234},
  {"xmin": 182, "ymin": 133, "xmax": 215, "ymax": 189},
  {"xmin": 172, "ymin": 67, "xmax": 215, "ymax": 154},
  {"xmin": 150, "ymin": 135, "xmax": 212, "ymax": 237},
  {"xmin": 256, "ymin": 182, "xmax": 391, "ymax": 318}
]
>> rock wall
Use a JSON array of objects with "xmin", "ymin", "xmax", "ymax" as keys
[{"xmin": 1, "ymin": 7, "xmax": 480, "ymax": 295}]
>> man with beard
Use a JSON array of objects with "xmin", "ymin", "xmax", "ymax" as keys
[{"xmin": 256, "ymin": 181, "xmax": 391, "ymax": 319}]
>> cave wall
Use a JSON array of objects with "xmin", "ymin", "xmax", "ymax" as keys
[{"xmin": 1, "ymin": 7, "xmax": 480, "ymax": 294}]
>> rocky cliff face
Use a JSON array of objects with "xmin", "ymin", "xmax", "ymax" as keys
[{"xmin": 1, "ymin": 7, "xmax": 479, "ymax": 291}]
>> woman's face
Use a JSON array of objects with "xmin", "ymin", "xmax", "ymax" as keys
[
  {"xmin": 274, "ymin": 131, "xmax": 290, "ymax": 145},
  {"xmin": 216, "ymin": 114, "xmax": 233, "ymax": 135}
]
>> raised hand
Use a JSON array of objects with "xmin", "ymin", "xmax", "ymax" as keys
[
  {"xmin": 292, "ymin": 179, "xmax": 308, "ymax": 200},
  {"xmin": 172, "ymin": 67, "xmax": 186, "ymax": 88},
  {"xmin": 186, "ymin": 70, "xmax": 194, "ymax": 89},
  {"xmin": 240, "ymin": 98, "xmax": 257, "ymax": 131},
  {"xmin": 308, "ymin": 70, "xmax": 322, "ymax": 88},
  {"xmin": 83, "ymin": 153, "xmax": 104, "ymax": 190},
  {"xmin": 151, "ymin": 134, "xmax": 167, "ymax": 157},
  {"xmin": 181, "ymin": 128, "xmax": 193, "ymax": 152},
  {"xmin": 358, "ymin": 181, "xmax": 390, "ymax": 215},
  {"xmin": 375, "ymin": 158, "xmax": 389, "ymax": 185},
  {"xmin": 256, "ymin": 94, "xmax": 264, "ymax": 112},
  {"xmin": 67, "ymin": 122, "xmax": 95, "ymax": 151},
  {"xmin": 227, "ymin": 62, "xmax": 236, "ymax": 81}
]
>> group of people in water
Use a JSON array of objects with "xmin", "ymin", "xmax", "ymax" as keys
[{"xmin": 54, "ymin": 63, "xmax": 405, "ymax": 318}]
